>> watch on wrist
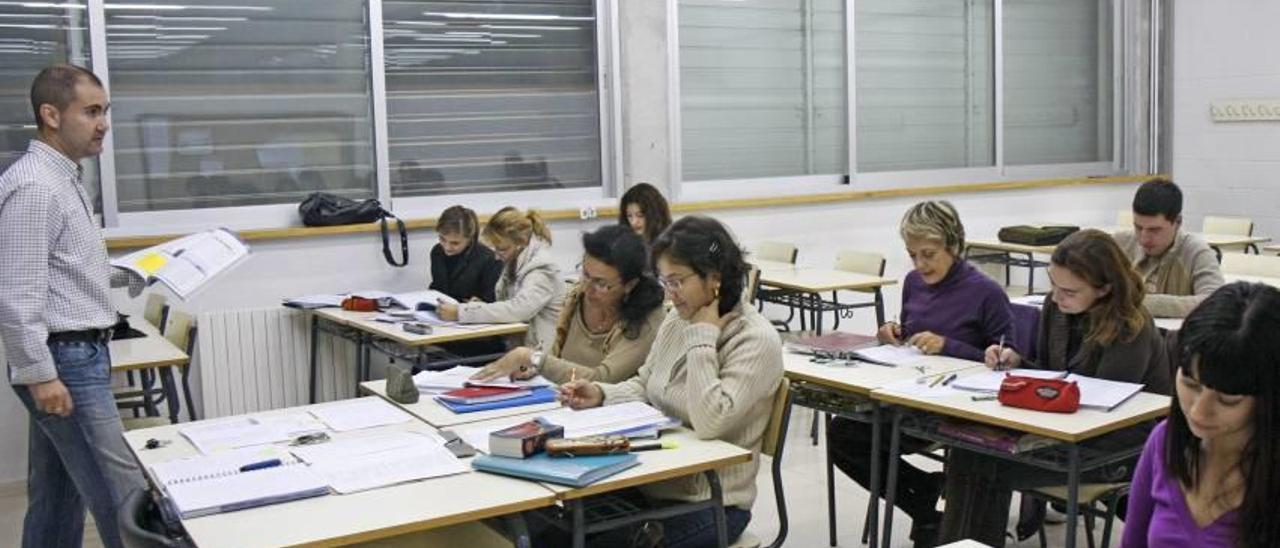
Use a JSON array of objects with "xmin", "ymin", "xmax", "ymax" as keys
[{"xmin": 529, "ymin": 350, "xmax": 546, "ymax": 371}]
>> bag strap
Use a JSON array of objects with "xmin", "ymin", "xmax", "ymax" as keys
[{"xmin": 379, "ymin": 211, "xmax": 409, "ymax": 267}]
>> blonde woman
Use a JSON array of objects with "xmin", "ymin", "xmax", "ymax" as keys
[{"xmin": 437, "ymin": 207, "xmax": 565, "ymax": 349}]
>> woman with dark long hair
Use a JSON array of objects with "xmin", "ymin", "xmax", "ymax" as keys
[
  {"xmin": 940, "ymin": 229, "xmax": 1171, "ymax": 546},
  {"xmin": 619, "ymin": 182, "xmax": 672, "ymax": 244},
  {"xmin": 428, "ymin": 205, "xmax": 502, "ymax": 303},
  {"xmin": 471, "ymin": 225, "xmax": 665, "ymax": 384},
  {"xmin": 1123, "ymin": 282, "xmax": 1280, "ymax": 547}
]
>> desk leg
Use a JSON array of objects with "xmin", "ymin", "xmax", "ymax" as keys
[
  {"xmin": 825, "ymin": 413, "xmax": 837, "ymax": 546},
  {"xmin": 503, "ymin": 514, "xmax": 532, "ymax": 548},
  {"xmin": 1065, "ymin": 444, "xmax": 1081, "ymax": 548},
  {"xmin": 1025, "ymin": 252, "xmax": 1036, "ymax": 295},
  {"xmin": 812, "ymin": 292, "xmax": 824, "ymax": 335},
  {"xmin": 308, "ymin": 315, "xmax": 320, "ymax": 404},
  {"xmin": 355, "ymin": 333, "xmax": 371, "ymax": 396},
  {"xmin": 867, "ymin": 403, "xmax": 882, "ymax": 548},
  {"xmin": 141, "ymin": 369, "xmax": 158, "ymax": 417},
  {"xmin": 880, "ymin": 409, "xmax": 903, "ymax": 548},
  {"xmin": 571, "ymin": 499, "xmax": 586, "ymax": 548},
  {"xmin": 157, "ymin": 365, "xmax": 180, "ymax": 424},
  {"xmin": 874, "ymin": 289, "xmax": 885, "ymax": 326},
  {"xmin": 706, "ymin": 470, "xmax": 728, "ymax": 547}
]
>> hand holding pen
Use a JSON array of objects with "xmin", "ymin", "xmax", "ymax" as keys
[{"xmin": 984, "ymin": 335, "xmax": 1020, "ymax": 371}]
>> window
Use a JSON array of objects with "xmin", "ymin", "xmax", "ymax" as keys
[
  {"xmin": 383, "ymin": 0, "xmax": 602, "ymax": 197},
  {"xmin": 0, "ymin": 2, "xmax": 100, "ymax": 211},
  {"xmin": 855, "ymin": 0, "xmax": 995, "ymax": 173},
  {"xmin": 1004, "ymin": 0, "xmax": 1112, "ymax": 165},
  {"xmin": 104, "ymin": 0, "xmax": 375, "ymax": 212},
  {"xmin": 679, "ymin": 0, "xmax": 847, "ymax": 182}
]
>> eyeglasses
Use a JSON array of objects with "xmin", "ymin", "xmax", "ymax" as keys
[
  {"xmin": 576, "ymin": 263, "xmax": 620, "ymax": 292},
  {"xmin": 657, "ymin": 272, "xmax": 698, "ymax": 292}
]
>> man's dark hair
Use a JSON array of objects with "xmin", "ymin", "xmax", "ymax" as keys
[
  {"xmin": 1132, "ymin": 178, "xmax": 1183, "ymax": 222},
  {"xmin": 30, "ymin": 64, "xmax": 103, "ymax": 130}
]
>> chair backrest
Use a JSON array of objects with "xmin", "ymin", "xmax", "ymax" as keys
[
  {"xmin": 1115, "ymin": 210, "xmax": 1133, "ymax": 227},
  {"xmin": 745, "ymin": 264, "xmax": 761, "ymax": 306},
  {"xmin": 1202, "ymin": 215, "xmax": 1253, "ymax": 236},
  {"xmin": 1222, "ymin": 253, "xmax": 1280, "ymax": 280},
  {"xmin": 119, "ymin": 488, "xmax": 186, "ymax": 548},
  {"xmin": 761, "ymin": 377, "xmax": 791, "ymax": 459},
  {"xmin": 143, "ymin": 293, "xmax": 168, "ymax": 329},
  {"xmin": 834, "ymin": 249, "xmax": 886, "ymax": 277},
  {"xmin": 755, "ymin": 241, "xmax": 798, "ymax": 264},
  {"xmin": 163, "ymin": 309, "xmax": 195, "ymax": 354}
]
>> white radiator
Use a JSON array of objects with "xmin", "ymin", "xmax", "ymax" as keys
[{"xmin": 196, "ymin": 307, "xmax": 357, "ymax": 418}]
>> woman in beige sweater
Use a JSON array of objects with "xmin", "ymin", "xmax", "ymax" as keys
[
  {"xmin": 470, "ymin": 225, "xmax": 665, "ymax": 384},
  {"xmin": 559, "ymin": 216, "xmax": 784, "ymax": 548}
]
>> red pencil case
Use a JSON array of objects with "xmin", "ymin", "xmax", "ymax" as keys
[
  {"xmin": 341, "ymin": 296, "xmax": 379, "ymax": 312},
  {"xmin": 997, "ymin": 374, "xmax": 1080, "ymax": 413}
]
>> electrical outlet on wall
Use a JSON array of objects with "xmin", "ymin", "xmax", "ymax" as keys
[{"xmin": 578, "ymin": 206, "xmax": 591, "ymax": 220}]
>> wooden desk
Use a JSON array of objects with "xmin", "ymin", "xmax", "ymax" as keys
[
  {"xmin": 1199, "ymin": 232, "xmax": 1270, "ymax": 256},
  {"xmin": 1265, "ymin": 244, "xmax": 1280, "ymax": 255},
  {"xmin": 360, "ymin": 379, "xmax": 562, "ymax": 429},
  {"xmin": 870, "ymin": 370, "xmax": 1170, "ymax": 548},
  {"xmin": 784, "ymin": 350, "xmax": 981, "ymax": 547},
  {"xmin": 964, "ymin": 239, "xmax": 1057, "ymax": 295},
  {"xmin": 122, "ymin": 404, "xmax": 556, "ymax": 548},
  {"xmin": 753, "ymin": 263, "xmax": 897, "ymax": 334},
  {"xmin": 112, "ymin": 321, "xmax": 190, "ymax": 423},
  {"xmin": 307, "ymin": 308, "xmax": 527, "ymax": 403}
]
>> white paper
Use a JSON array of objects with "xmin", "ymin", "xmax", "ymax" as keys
[
  {"xmin": 549, "ymin": 401, "xmax": 669, "ymax": 439},
  {"xmin": 179, "ymin": 417, "xmax": 293, "ymax": 455},
  {"xmin": 389, "ymin": 290, "xmax": 458, "ymax": 309},
  {"xmin": 949, "ymin": 369, "xmax": 1144, "ymax": 410},
  {"xmin": 309, "ymin": 398, "xmax": 413, "ymax": 432},
  {"xmin": 1010, "ymin": 294, "xmax": 1046, "ymax": 307},
  {"xmin": 291, "ymin": 432, "xmax": 464, "ymax": 494},
  {"xmin": 111, "ymin": 228, "xmax": 250, "ymax": 300},
  {"xmin": 875, "ymin": 376, "xmax": 966, "ymax": 400},
  {"xmin": 150, "ymin": 446, "xmax": 294, "ymax": 486},
  {"xmin": 854, "ymin": 344, "xmax": 926, "ymax": 367}
]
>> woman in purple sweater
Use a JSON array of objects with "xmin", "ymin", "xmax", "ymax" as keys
[
  {"xmin": 827, "ymin": 200, "xmax": 1015, "ymax": 547},
  {"xmin": 1123, "ymin": 282, "xmax": 1279, "ymax": 548}
]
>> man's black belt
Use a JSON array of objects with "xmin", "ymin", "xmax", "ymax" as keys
[{"xmin": 47, "ymin": 328, "xmax": 112, "ymax": 344}]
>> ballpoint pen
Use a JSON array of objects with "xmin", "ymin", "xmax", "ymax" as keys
[
  {"xmin": 996, "ymin": 334, "xmax": 1007, "ymax": 371},
  {"xmin": 940, "ymin": 373, "xmax": 958, "ymax": 386},
  {"xmin": 929, "ymin": 374, "xmax": 947, "ymax": 388}
]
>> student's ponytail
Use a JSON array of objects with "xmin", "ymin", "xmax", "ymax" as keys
[{"xmin": 526, "ymin": 209, "xmax": 552, "ymax": 244}]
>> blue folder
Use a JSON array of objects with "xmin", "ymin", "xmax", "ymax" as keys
[
  {"xmin": 472, "ymin": 452, "xmax": 640, "ymax": 487},
  {"xmin": 435, "ymin": 386, "xmax": 558, "ymax": 414}
]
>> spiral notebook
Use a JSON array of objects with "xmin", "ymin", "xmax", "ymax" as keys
[{"xmin": 149, "ymin": 447, "xmax": 329, "ymax": 519}]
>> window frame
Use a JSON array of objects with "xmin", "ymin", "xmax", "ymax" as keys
[
  {"xmin": 88, "ymin": 0, "xmax": 623, "ymax": 234},
  {"xmin": 672, "ymin": 0, "xmax": 1128, "ymax": 199}
]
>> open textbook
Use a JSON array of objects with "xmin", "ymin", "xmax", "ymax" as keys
[{"xmin": 112, "ymin": 228, "xmax": 249, "ymax": 299}]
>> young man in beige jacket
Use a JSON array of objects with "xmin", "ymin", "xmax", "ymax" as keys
[{"xmin": 1112, "ymin": 179, "xmax": 1224, "ymax": 318}]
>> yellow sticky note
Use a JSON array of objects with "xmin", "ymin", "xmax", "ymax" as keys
[{"xmin": 135, "ymin": 253, "xmax": 168, "ymax": 275}]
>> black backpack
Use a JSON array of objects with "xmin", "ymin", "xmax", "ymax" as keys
[{"xmin": 298, "ymin": 192, "xmax": 408, "ymax": 267}]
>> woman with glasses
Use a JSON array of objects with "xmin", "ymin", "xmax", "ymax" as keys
[
  {"xmin": 437, "ymin": 207, "xmax": 564, "ymax": 349},
  {"xmin": 471, "ymin": 225, "xmax": 665, "ymax": 384},
  {"xmin": 556, "ymin": 215, "xmax": 783, "ymax": 548}
]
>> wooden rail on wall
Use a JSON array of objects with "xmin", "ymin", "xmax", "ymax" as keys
[{"xmin": 105, "ymin": 174, "xmax": 1155, "ymax": 250}]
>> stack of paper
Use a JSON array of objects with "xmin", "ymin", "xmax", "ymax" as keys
[
  {"xmin": 413, "ymin": 366, "xmax": 552, "ymax": 394},
  {"xmin": 291, "ymin": 432, "xmax": 467, "ymax": 494},
  {"xmin": 853, "ymin": 344, "xmax": 926, "ymax": 367},
  {"xmin": 282, "ymin": 294, "xmax": 346, "ymax": 309},
  {"xmin": 179, "ymin": 418, "xmax": 294, "ymax": 455},
  {"xmin": 309, "ymin": 398, "xmax": 413, "ymax": 432}
]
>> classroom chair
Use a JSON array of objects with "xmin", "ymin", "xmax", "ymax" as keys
[
  {"xmin": 163, "ymin": 309, "xmax": 200, "ymax": 422},
  {"xmin": 143, "ymin": 293, "xmax": 169, "ymax": 329},
  {"xmin": 1202, "ymin": 215, "xmax": 1257, "ymax": 254},
  {"xmin": 746, "ymin": 264, "xmax": 762, "ymax": 307},
  {"xmin": 1222, "ymin": 252, "xmax": 1280, "ymax": 283},
  {"xmin": 1025, "ymin": 483, "xmax": 1129, "ymax": 548},
  {"xmin": 730, "ymin": 377, "xmax": 793, "ymax": 548},
  {"xmin": 118, "ymin": 488, "xmax": 192, "ymax": 548},
  {"xmin": 752, "ymin": 241, "xmax": 800, "ymax": 331}
]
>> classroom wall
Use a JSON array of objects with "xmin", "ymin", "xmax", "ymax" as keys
[{"xmin": 1171, "ymin": 0, "xmax": 1280, "ymax": 237}]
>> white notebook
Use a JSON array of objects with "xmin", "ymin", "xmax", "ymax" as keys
[
  {"xmin": 292, "ymin": 432, "xmax": 467, "ymax": 494},
  {"xmin": 853, "ymin": 344, "xmax": 926, "ymax": 367},
  {"xmin": 149, "ymin": 447, "xmax": 329, "ymax": 519}
]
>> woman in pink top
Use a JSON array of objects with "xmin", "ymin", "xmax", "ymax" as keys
[{"xmin": 1123, "ymin": 282, "xmax": 1280, "ymax": 548}]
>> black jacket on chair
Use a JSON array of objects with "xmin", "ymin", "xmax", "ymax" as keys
[{"xmin": 428, "ymin": 242, "xmax": 503, "ymax": 303}]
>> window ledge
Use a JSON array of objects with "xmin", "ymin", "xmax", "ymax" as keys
[{"xmin": 105, "ymin": 174, "xmax": 1158, "ymax": 250}]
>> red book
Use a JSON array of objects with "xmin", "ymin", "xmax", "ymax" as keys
[
  {"xmin": 489, "ymin": 418, "xmax": 565, "ymax": 458},
  {"xmin": 437, "ymin": 386, "xmax": 531, "ymax": 405}
]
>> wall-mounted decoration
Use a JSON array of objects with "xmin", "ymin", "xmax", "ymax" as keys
[{"xmin": 1209, "ymin": 100, "xmax": 1280, "ymax": 122}]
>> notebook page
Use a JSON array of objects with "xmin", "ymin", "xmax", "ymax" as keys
[
  {"xmin": 293, "ymin": 432, "xmax": 465, "ymax": 494},
  {"xmin": 550, "ymin": 402, "xmax": 668, "ymax": 439},
  {"xmin": 854, "ymin": 345, "xmax": 925, "ymax": 366},
  {"xmin": 164, "ymin": 463, "xmax": 327, "ymax": 518},
  {"xmin": 180, "ymin": 418, "xmax": 292, "ymax": 455},
  {"xmin": 150, "ymin": 446, "xmax": 293, "ymax": 487},
  {"xmin": 309, "ymin": 398, "xmax": 412, "ymax": 432}
]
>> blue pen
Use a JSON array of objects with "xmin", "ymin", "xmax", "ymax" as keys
[{"xmin": 239, "ymin": 458, "xmax": 282, "ymax": 472}]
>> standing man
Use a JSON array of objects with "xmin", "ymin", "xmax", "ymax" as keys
[
  {"xmin": 0, "ymin": 65, "xmax": 144, "ymax": 548},
  {"xmin": 1113, "ymin": 178, "xmax": 1225, "ymax": 318}
]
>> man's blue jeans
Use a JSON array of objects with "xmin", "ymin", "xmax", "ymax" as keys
[{"xmin": 12, "ymin": 340, "xmax": 145, "ymax": 548}]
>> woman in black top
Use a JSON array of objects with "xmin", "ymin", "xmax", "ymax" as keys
[{"xmin": 429, "ymin": 205, "xmax": 502, "ymax": 303}]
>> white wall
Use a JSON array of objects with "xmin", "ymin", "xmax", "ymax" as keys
[{"xmin": 1171, "ymin": 1, "xmax": 1280, "ymax": 237}]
